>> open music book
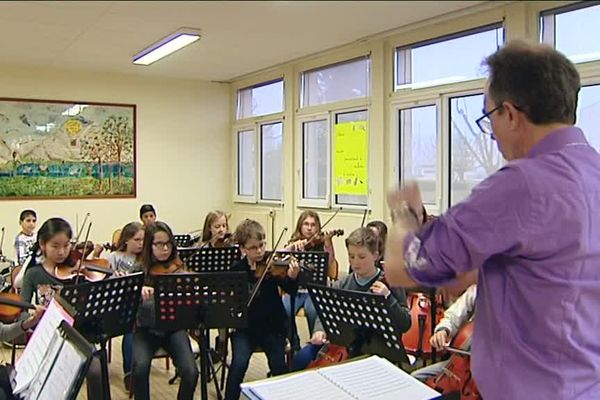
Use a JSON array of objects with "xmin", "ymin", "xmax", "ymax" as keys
[
  {"xmin": 241, "ymin": 356, "xmax": 441, "ymax": 400},
  {"xmin": 13, "ymin": 298, "xmax": 76, "ymax": 396}
]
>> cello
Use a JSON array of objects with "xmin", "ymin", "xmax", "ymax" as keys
[
  {"xmin": 425, "ymin": 321, "xmax": 481, "ymax": 400},
  {"xmin": 403, "ymin": 289, "xmax": 444, "ymax": 359}
]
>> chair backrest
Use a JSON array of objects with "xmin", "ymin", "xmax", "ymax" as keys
[{"xmin": 111, "ymin": 229, "xmax": 122, "ymax": 249}]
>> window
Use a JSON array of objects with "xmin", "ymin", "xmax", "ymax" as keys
[
  {"xmin": 334, "ymin": 110, "xmax": 368, "ymax": 206},
  {"xmin": 449, "ymin": 94, "xmax": 502, "ymax": 205},
  {"xmin": 399, "ymin": 105, "xmax": 438, "ymax": 205},
  {"xmin": 302, "ymin": 120, "xmax": 328, "ymax": 200},
  {"xmin": 301, "ymin": 57, "xmax": 370, "ymax": 107},
  {"xmin": 577, "ymin": 84, "xmax": 600, "ymax": 150},
  {"xmin": 236, "ymin": 79, "xmax": 284, "ymax": 119},
  {"xmin": 237, "ymin": 129, "xmax": 256, "ymax": 197},
  {"xmin": 541, "ymin": 3, "xmax": 600, "ymax": 64},
  {"xmin": 395, "ymin": 25, "xmax": 504, "ymax": 89},
  {"xmin": 260, "ymin": 122, "xmax": 284, "ymax": 201}
]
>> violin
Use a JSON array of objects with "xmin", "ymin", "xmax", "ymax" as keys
[
  {"xmin": 303, "ymin": 229, "xmax": 344, "ymax": 251},
  {"xmin": 149, "ymin": 258, "xmax": 185, "ymax": 276},
  {"xmin": 0, "ymin": 292, "xmax": 35, "ymax": 323},
  {"xmin": 213, "ymin": 233, "xmax": 234, "ymax": 248},
  {"xmin": 55, "ymin": 222, "xmax": 113, "ymax": 284},
  {"xmin": 426, "ymin": 321, "xmax": 481, "ymax": 400},
  {"xmin": 253, "ymin": 252, "xmax": 312, "ymax": 280}
]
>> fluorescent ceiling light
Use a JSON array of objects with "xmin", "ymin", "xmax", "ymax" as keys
[{"xmin": 133, "ymin": 29, "xmax": 201, "ymax": 66}]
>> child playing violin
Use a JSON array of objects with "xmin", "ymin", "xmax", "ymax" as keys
[
  {"xmin": 292, "ymin": 227, "xmax": 411, "ymax": 370},
  {"xmin": 225, "ymin": 219, "xmax": 300, "ymax": 400},
  {"xmin": 198, "ymin": 210, "xmax": 232, "ymax": 248},
  {"xmin": 283, "ymin": 211, "xmax": 339, "ymax": 350},
  {"xmin": 20, "ymin": 218, "xmax": 72, "ymax": 305},
  {"xmin": 411, "ymin": 284, "xmax": 476, "ymax": 382},
  {"xmin": 132, "ymin": 221, "xmax": 198, "ymax": 400},
  {"xmin": 106, "ymin": 221, "xmax": 145, "ymax": 390}
]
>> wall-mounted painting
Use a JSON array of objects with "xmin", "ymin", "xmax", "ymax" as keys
[{"xmin": 0, "ymin": 98, "xmax": 136, "ymax": 199}]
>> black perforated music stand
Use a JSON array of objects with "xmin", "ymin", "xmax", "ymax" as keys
[
  {"xmin": 177, "ymin": 246, "xmax": 200, "ymax": 261},
  {"xmin": 307, "ymin": 283, "xmax": 409, "ymax": 364},
  {"xmin": 185, "ymin": 246, "xmax": 241, "ymax": 273},
  {"xmin": 57, "ymin": 272, "xmax": 145, "ymax": 400},
  {"xmin": 174, "ymin": 234, "xmax": 193, "ymax": 248},
  {"xmin": 153, "ymin": 271, "xmax": 248, "ymax": 400}
]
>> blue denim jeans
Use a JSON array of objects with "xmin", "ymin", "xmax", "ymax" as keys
[
  {"xmin": 224, "ymin": 330, "xmax": 288, "ymax": 400},
  {"xmin": 283, "ymin": 292, "xmax": 317, "ymax": 348},
  {"xmin": 122, "ymin": 332, "xmax": 133, "ymax": 375},
  {"xmin": 291, "ymin": 343, "xmax": 322, "ymax": 371}
]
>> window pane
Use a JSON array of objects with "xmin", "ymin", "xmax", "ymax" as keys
[
  {"xmin": 335, "ymin": 110, "xmax": 368, "ymax": 206},
  {"xmin": 577, "ymin": 84, "xmax": 600, "ymax": 150},
  {"xmin": 237, "ymin": 80, "xmax": 284, "ymax": 119},
  {"xmin": 400, "ymin": 105, "xmax": 438, "ymax": 205},
  {"xmin": 237, "ymin": 130, "xmax": 256, "ymax": 196},
  {"xmin": 303, "ymin": 120, "xmax": 328, "ymax": 200},
  {"xmin": 541, "ymin": 4, "xmax": 600, "ymax": 63},
  {"xmin": 449, "ymin": 94, "xmax": 502, "ymax": 205},
  {"xmin": 396, "ymin": 26, "xmax": 503, "ymax": 89},
  {"xmin": 260, "ymin": 122, "xmax": 283, "ymax": 201},
  {"xmin": 302, "ymin": 57, "xmax": 370, "ymax": 107}
]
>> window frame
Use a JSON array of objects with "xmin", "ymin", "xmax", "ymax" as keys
[
  {"xmin": 233, "ymin": 125, "xmax": 258, "ymax": 204},
  {"xmin": 236, "ymin": 78, "xmax": 285, "ymax": 121},
  {"xmin": 393, "ymin": 99, "xmax": 444, "ymax": 211},
  {"xmin": 258, "ymin": 119, "xmax": 285, "ymax": 203},
  {"xmin": 393, "ymin": 22, "xmax": 504, "ymax": 92},
  {"xmin": 299, "ymin": 55, "xmax": 372, "ymax": 110},
  {"xmin": 295, "ymin": 112, "xmax": 331, "ymax": 209}
]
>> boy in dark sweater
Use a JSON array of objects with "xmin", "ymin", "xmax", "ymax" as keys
[{"xmin": 225, "ymin": 219, "xmax": 299, "ymax": 400}]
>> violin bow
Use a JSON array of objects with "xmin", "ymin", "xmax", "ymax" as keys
[
  {"xmin": 74, "ymin": 222, "xmax": 93, "ymax": 285},
  {"xmin": 360, "ymin": 208, "xmax": 368, "ymax": 227},
  {"xmin": 73, "ymin": 212, "xmax": 91, "ymax": 246},
  {"xmin": 0, "ymin": 227, "xmax": 5, "ymax": 258},
  {"xmin": 303, "ymin": 207, "xmax": 343, "ymax": 245},
  {"xmin": 247, "ymin": 227, "xmax": 288, "ymax": 308}
]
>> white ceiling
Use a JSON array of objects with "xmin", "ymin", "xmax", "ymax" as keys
[{"xmin": 0, "ymin": 1, "xmax": 485, "ymax": 82}]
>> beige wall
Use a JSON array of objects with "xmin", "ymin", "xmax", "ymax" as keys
[{"xmin": 0, "ymin": 66, "xmax": 231, "ymax": 261}]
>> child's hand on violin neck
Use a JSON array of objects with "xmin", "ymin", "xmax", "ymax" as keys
[
  {"xmin": 286, "ymin": 239, "xmax": 308, "ymax": 251},
  {"xmin": 287, "ymin": 259, "xmax": 300, "ymax": 279}
]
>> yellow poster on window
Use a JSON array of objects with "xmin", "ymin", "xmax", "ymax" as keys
[{"xmin": 333, "ymin": 121, "xmax": 368, "ymax": 195}]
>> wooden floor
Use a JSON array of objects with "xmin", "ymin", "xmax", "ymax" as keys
[{"xmin": 0, "ymin": 318, "xmax": 312, "ymax": 400}]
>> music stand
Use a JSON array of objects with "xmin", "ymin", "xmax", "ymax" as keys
[
  {"xmin": 177, "ymin": 246, "xmax": 200, "ymax": 261},
  {"xmin": 307, "ymin": 283, "xmax": 410, "ymax": 365},
  {"xmin": 185, "ymin": 246, "xmax": 241, "ymax": 273},
  {"xmin": 174, "ymin": 234, "xmax": 193, "ymax": 248},
  {"xmin": 24, "ymin": 320, "xmax": 95, "ymax": 400},
  {"xmin": 153, "ymin": 271, "xmax": 248, "ymax": 400},
  {"xmin": 57, "ymin": 272, "xmax": 145, "ymax": 400}
]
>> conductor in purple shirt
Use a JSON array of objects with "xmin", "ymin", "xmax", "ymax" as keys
[{"xmin": 385, "ymin": 41, "xmax": 600, "ymax": 400}]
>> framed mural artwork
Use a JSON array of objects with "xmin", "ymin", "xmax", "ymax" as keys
[{"xmin": 0, "ymin": 98, "xmax": 136, "ymax": 199}]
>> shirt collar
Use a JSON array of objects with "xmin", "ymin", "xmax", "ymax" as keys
[{"xmin": 526, "ymin": 126, "xmax": 589, "ymax": 158}]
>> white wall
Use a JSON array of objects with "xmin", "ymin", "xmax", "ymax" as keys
[{"xmin": 0, "ymin": 66, "xmax": 231, "ymax": 261}]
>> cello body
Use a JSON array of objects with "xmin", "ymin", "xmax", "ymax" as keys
[
  {"xmin": 403, "ymin": 291, "xmax": 444, "ymax": 358},
  {"xmin": 425, "ymin": 321, "xmax": 481, "ymax": 400}
]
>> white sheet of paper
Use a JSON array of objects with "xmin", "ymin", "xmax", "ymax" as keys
[
  {"xmin": 35, "ymin": 339, "xmax": 85, "ymax": 400},
  {"xmin": 318, "ymin": 356, "xmax": 440, "ymax": 400},
  {"xmin": 243, "ymin": 370, "xmax": 354, "ymax": 400},
  {"xmin": 14, "ymin": 299, "xmax": 74, "ymax": 395}
]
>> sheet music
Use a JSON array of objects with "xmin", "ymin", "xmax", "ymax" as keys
[
  {"xmin": 243, "ymin": 371, "xmax": 354, "ymax": 400},
  {"xmin": 241, "ymin": 356, "xmax": 440, "ymax": 400},
  {"xmin": 35, "ymin": 338, "xmax": 85, "ymax": 399},
  {"xmin": 23, "ymin": 329, "xmax": 65, "ymax": 399},
  {"xmin": 318, "ymin": 356, "xmax": 440, "ymax": 400},
  {"xmin": 14, "ymin": 299, "xmax": 74, "ymax": 395}
]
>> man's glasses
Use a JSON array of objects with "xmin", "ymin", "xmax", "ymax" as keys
[{"xmin": 475, "ymin": 104, "xmax": 503, "ymax": 136}]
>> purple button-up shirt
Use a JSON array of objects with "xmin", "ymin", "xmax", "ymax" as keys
[{"xmin": 404, "ymin": 127, "xmax": 600, "ymax": 399}]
